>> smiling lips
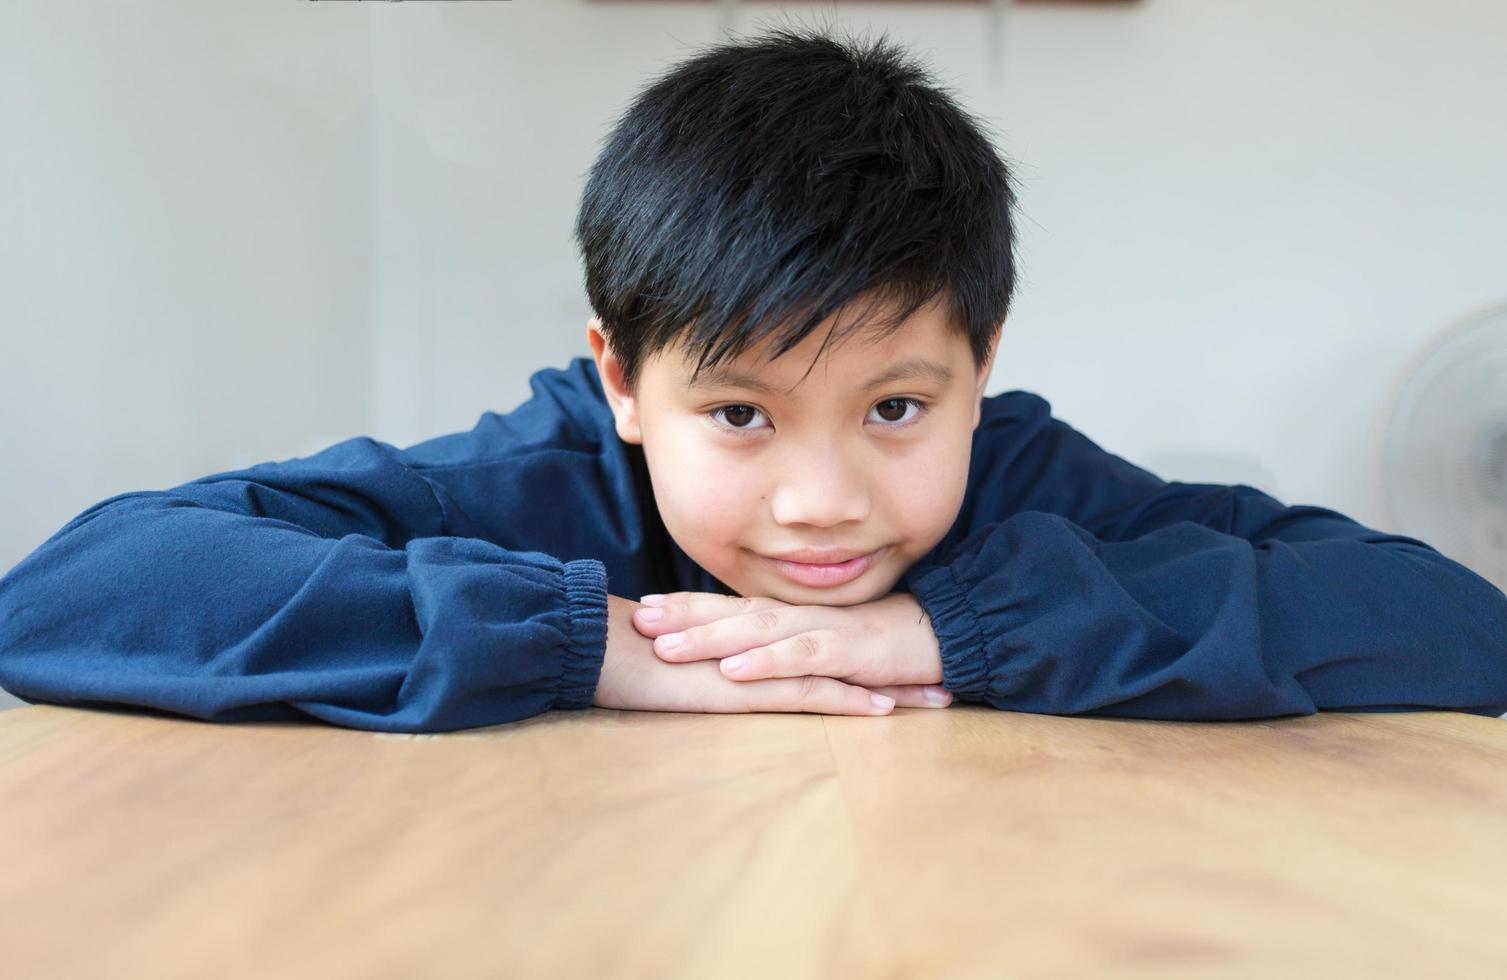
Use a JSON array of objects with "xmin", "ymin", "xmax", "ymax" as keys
[
  {"xmin": 768, "ymin": 547, "xmax": 874, "ymax": 564},
  {"xmin": 763, "ymin": 549, "xmax": 880, "ymax": 587}
]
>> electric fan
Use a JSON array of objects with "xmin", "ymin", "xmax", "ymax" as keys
[{"xmin": 1379, "ymin": 302, "xmax": 1507, "ymax": 599}]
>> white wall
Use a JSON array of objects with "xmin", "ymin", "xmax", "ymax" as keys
[
  {"xmin": 0, "ymin": 2, "xmax": 374, "ymax": 708},
  {"xmin": 2, "ymin": 0, "xmax": 1505, "ymax": 710}
]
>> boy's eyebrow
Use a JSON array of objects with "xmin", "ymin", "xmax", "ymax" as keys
[{"xmin": 687, "ymin": 357, "xmax": 955, "ymax": 394}]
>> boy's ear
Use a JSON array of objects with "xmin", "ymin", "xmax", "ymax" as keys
[
  {"xmin": 973, "ymin": 323, "xmax": 1003, "ymax": 430},
  {"xmin": 586, "ymin": 317, "xmax": 645, "ymax": 445}
]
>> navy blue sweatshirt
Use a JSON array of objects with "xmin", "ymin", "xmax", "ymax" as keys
[{"xmin": 2, "ymin": 357, "xmax": 1504, "ymax": 731}]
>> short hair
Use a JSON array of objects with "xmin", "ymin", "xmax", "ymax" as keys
[{"xmin": 574, "ymin": 22, "xmax": 1018, "ymax": 394}]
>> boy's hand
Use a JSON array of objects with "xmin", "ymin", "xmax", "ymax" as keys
[
  {"xmin": 628, "ymin": 590, "xmax": 949, "ymax": 705},
  {"xmin": 593, "ymin": 594, "xmax": 946, "ymax": 716}
]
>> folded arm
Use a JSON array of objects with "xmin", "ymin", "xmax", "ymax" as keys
[
  {"xmin": 0, "ymin": 436, "xmax": 607, "ymax": 732},
  {"xmin": 904, "ymin": 395, "xmax": 1507, "ymax": 720}
]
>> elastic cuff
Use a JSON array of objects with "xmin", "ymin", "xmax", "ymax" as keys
[
  {"xmin": 909, "ymin": 563, "xmax": 992, "ymax": 701},
  {"xmin": 554, "ymin": 558, "xmax": 608, "ymax": 709}
]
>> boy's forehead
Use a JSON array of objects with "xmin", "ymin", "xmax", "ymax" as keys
[{"xmin": 658, "ymin": 312, "xmax": 963, "ymax": 396}]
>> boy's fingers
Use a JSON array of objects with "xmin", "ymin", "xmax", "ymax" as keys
[
  {"xmin": 870, "ymin": 684, "xmax": 952, "ymax": 709},
  {"xmin": 632, "ymin": 594, "xmax": 752, "ymax": 643},
  {"xmin": 744, "ymin": 674, "xmax": 894, "ymax": 716},
  {"xmin": 641, "ymin": 599, "xmax": 809, "ymax": 663}
]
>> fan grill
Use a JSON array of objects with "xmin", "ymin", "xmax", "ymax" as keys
[{"xmin": 1381, "ymin": 303, "xmax": 1507, "ymax": 595}]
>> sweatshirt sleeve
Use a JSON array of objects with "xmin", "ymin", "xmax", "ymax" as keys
[
  {"xmin": 0, "ymin": 436, "xmax": 609, "ymax": 733},
  {"xmin": 904, "ymin": 398, "xmax": 1507, "ymax": 721}
]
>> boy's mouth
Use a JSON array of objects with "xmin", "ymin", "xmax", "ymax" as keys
[
  {"xmin": 765, "ymin": 545, "xmax": 878, "ymax": 564},
  {"xmin": 760, "ymin": 548, "xmax": 881, "ymax": 587}
]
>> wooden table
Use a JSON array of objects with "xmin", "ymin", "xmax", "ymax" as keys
[{"xmin": 0, "ymin": 703, "xmax": 1503, "ymax": 979}]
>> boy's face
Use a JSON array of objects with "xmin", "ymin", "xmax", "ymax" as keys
[{"xmin": 588, "ymin": 293, "xmax": 1000, "ymax": 606}]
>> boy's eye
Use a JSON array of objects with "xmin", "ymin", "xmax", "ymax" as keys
[
  {"xmin": 873, "ymin": 398, "xmax": 922, "ymax": 424},
  {"xmin": 705, "ymin": 397, "xmax": 930, "ymax": 437},
  {"xmin": 714, "ymin": 404, "xmax": 766, "ymax": 432}
]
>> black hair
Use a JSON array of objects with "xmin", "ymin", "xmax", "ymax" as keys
[{"xmin": 574, "ymin": 21, "xmax": 1018, "ymax": 394}]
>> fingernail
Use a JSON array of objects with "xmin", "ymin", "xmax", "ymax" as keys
[
  {"xmin": 635, "ymin": 606, "xmax": 664, "ymax": 622},
  {"xmin": 639, "ymin": 594, "xmax": 666, "ymax": 605},
  {"xmin": 923, "ymin": 687, "xmax": 950, "ymax": 706},
  {"xmin": 655, "ymin": 632, "xmax": 683, "ymax": 652},
  {"xmin": 722, "ymin": 654, "xmax": 748, "ymax": 672},
  {"xmin": 870, "ymin": 693, "xmax": 896, "ymax": 710}
]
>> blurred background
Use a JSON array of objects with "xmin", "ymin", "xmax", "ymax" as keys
[{"xmin": 2, "ymin": 0, "xmax": 1504, "ymax": 710}]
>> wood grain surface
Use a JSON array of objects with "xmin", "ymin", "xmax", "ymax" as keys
[{"xmin": 0, "ymin": 703, "xmax": 1503, "ymax": 979}]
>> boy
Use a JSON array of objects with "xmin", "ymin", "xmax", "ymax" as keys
[{"xmin": 1, "ymin": 27, "xmax": 1504, "ymax": 733}]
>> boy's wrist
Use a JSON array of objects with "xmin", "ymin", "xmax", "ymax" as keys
[{"xmin": 873, "ymin": 591, "xmax": 945, "ymax": 687}]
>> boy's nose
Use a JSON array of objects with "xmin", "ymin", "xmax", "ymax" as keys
[{"xmin": 767, "ymin": 473, "xmax": 872, "ymax": 528}]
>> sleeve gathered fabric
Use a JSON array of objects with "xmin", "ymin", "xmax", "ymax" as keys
[{"xmin": 904, "ymin": 393, "xmax": 1507, "ymax": 721}]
